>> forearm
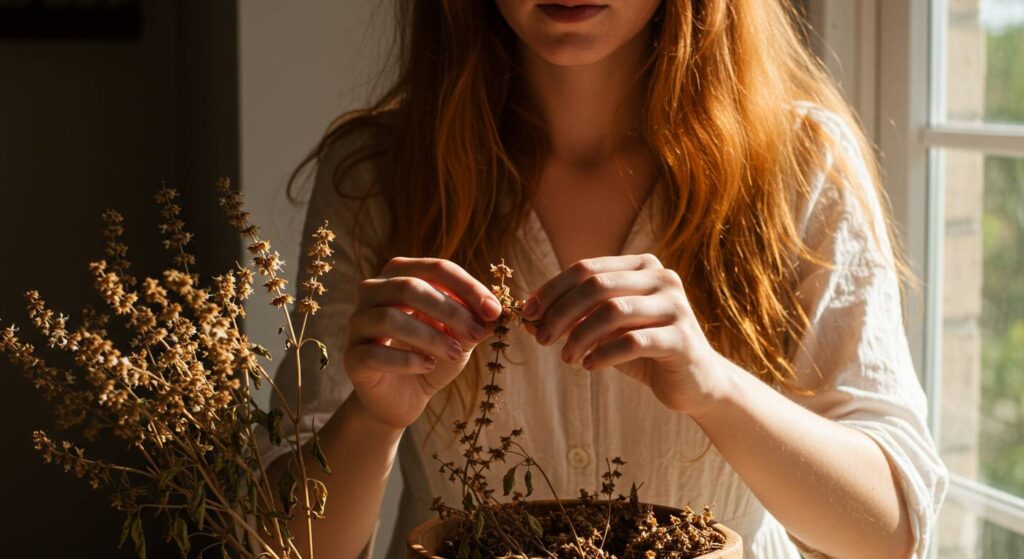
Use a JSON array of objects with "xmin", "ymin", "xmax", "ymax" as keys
[
  {"xmin": 693, "ymin": 356, "xmax": 914, "ymax": 559},
  {"xmin": 268, "ymin": 393, "xmax": 404, "ymax": 559}
]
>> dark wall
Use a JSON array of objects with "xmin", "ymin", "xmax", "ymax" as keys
[{"xmin": 0, "ymin": 1, "xmax": 238, "ymax": 557}]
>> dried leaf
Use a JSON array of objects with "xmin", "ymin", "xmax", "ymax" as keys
[
  {"xmin": 251, "ymin": 343, "xmax": 272, "ymax": 360},
  {"xmin": 312, "ymin": 433, "xmax": 331, "ymax": 474},
  {"xmin": 130, "ymin": 515, "xmax": 146, "ymax": 559},
  {"xmin": 310, "ymin": 478, "xmax": 328, "ymax": 519},
  {"xmin": 524, "ymin": 469, "xmax": 534, "ymax": 497},
  {"xmin": 279, "ymin": 469, "xmax": 297, "ymax": 516},
  {"xmin": 118, "ymin": 513, "xmax": 132, "ymax": 549}
]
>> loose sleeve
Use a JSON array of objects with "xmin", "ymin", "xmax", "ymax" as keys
[
  {"xmin": 785, "ymin": 104, "xmax": 949, "ymax": 558},
  {"xmin": 255, "ymin": 132, "xmax": 390, "ymax": 471}
]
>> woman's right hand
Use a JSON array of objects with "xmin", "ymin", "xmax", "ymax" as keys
[{"xmin": 343, "ymin": 257, "xmax": 504, "ymax": 430}]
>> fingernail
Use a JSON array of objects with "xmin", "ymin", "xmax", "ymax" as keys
[
  {"xmin": 482, "ymin": 298, "xmax": 502, "ymax": 320},
  {"xmin": 523, "ymin": 297, "xmax": 539, "ymax": 319},
  {"xmin": 582, "ymin": 355, "xmax": 593, "ymax": 369},
  {"xmin": 561, "ymin": 347, "xmax": 572, "ymax": 363},
  {"xmin": 423, "ymin": 355, "xmax": 436, "ymax": 370},
  {"xmin": 468, "ymin": 320, "xmax": 487, "ymax": 340},
  {"xmin": 536, "ymin": 326, "xmax": 550, "ymax": 345},
  {"xmin": 447, "ymin": 339, "xmax": 464, "ymax": 360}
]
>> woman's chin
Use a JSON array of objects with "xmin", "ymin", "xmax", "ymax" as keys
[{"xmin": 525, "ymin": 36, "xmax": 617, "ymax": 67}]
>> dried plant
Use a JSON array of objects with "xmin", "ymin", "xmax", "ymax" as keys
[
  {"xmin": 1, "ymin": 179, "xmax": 335, "ymax": 559},
  {"xmin": 428, "ymin": 261, "xmax": 726, "ymax": 559}
]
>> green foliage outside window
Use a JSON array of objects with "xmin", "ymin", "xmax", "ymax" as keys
[{"xmin": 976, "ymin": 21, "xmax": 1024, "ymax": 558}]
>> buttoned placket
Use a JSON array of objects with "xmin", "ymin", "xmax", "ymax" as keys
[
  {"xmin": 520, "ymin": 187, "xmax": 662, "ymax": 492},
  {"xmin": 565, "ymin": 360, "xmax": 595, "ymax": 485}
]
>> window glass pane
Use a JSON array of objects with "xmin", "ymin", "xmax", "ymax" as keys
[
  {"xmin": 938, "ymin": 148, "xmax": 1024, "ymax": 555},
  {"xmin": 942, "ymin": 0, "xmax": 1024, "ymax": 126}
]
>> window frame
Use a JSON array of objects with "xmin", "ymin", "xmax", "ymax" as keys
[{"xmin": 871, "ymin": 0, "xmax": 1024, "ymax": 548}]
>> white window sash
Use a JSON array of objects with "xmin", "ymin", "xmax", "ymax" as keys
[
  {"xmin": 948, "ymin": 474, "xmax": 1024, "ymax": 537},
  {"xmin": 923, "ymin": 124, "xmax": 1024, "ymax": 157}
]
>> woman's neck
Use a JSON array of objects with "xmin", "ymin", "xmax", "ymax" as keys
[{"xmin": 519, "ymin": 30, "xmax": 650, "ymax": 166}]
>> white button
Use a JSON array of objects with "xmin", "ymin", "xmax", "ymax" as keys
[{"xmin": 567, "ymin": 446, "xmax": 590, "ymax": 469}]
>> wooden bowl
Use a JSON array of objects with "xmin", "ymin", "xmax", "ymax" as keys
[{"xmin": 408, "ymin": 500, "xmax": 742, "ymax": 558}]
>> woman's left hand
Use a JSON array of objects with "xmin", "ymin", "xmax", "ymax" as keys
[{"xmin": 521, "ymin": 253, "xmax": 728, "ymax": 417}]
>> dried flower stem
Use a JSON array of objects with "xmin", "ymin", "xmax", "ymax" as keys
[{"xmin": 217, "ymin": 178, "xmax": 338, "ymax": 559}]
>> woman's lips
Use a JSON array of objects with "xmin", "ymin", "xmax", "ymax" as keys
[{"xmin": 537, "ymin": 3, "xmax": 608, "ymax": 23}]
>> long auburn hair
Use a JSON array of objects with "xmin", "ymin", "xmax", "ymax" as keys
[{"xmin": 289, "ymin": 0, "xmax": 904, "ymax": 424}]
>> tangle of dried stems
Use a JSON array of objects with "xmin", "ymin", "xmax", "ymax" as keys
[{"xmin": 1, "ymin": 179, "xmax": 335, "ymax": 559}]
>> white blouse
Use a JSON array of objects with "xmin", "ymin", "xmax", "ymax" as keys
[{"xmin": 258, "ymin": 102, "xmax": 948, "ymax": 559}]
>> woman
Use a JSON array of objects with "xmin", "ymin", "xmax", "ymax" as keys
[{"xmin": 261, "ymin": 1, "xmax": 947, "ymax": 558}]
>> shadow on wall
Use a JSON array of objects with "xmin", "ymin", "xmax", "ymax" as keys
[{"xmin": 0, "ymin": 1, "xmax": 238, "ymax": 556}]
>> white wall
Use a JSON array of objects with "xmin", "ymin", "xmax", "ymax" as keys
[{"xmin": 238, "ymin": 2, "xmax": 400, "ymax": 556}]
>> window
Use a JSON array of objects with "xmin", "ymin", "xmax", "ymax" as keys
[
  {"xmin": 929, "ymin": 2, "xmax": 1024, "ymax": 556},
  {"xmin": 872, "ymin": 0, "xmax": 1024, "ymax": 556}
]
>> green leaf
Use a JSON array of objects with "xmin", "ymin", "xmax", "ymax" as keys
[
  {"xmin": 462, "ymin": 490, "xmax": 474, "ymax": 513},
  {"xmin": 502, "ymin": 466, "xmax": 516, "ymax": 496},
  {"xmin": 313, "ymin": 339, "xmax": 329, "ymax": 370},
  {"xmin": 473, "ymin": 511, "xmax": 484, "ymax": 538},
  {"xmin": 248, "ymin": 480, "xmax": 258, "ymax": 513},
  {"xmin": 130, "ymin": 515, "xmax": 146, "ymax": 559},
  {"xmin": 251, "ymin": 343, "xmax": 272, "ymax": 360},
  {"xmin": 279, "ymin": 469, "xmax": 297, "ymax": 516},
  {"xmin": 267, "ymin": 408, "xmax": 284, "ymax": 446},
  {"xmin": 457, "ymin": 536, "xmax": 470, "ymax": 559},
  {"xmin": 312, "ymin": 433, "xmax": 332, "ymax": 475},
  {"xmin": 250, "ymin": 405, "xmax": 267, "ymax": 426},
  {"xmin": 526, "ymin": 512, "xmax": 543, "ymax": 538},
  {"xmin": 171, "ymin": 516, "xmax": 190, "ymax": 559},
  {"xmin": 524, "ymin": 469, "xmax": 534, "ymax": 497},
  {"xmin": 188, "ymin": 480, "xmax": 207, "ymax": 530}
]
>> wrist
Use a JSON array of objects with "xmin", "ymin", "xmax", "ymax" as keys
[
  {"xmin": 685, "ymin": 351, "xmax": 748, "ymax": 421},
  {"xmin": 343, "ymin": 392, "xmax": 408, "ymax": 438}
]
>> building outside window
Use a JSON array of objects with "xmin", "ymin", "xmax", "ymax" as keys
[{"xmin": 930, "ymin": 1, "xmax": 1024, "ymax": 557}]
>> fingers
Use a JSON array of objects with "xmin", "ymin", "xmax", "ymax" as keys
[
  {"xmin": 381, "ymin": 257, "xmax": 503, "ymax": 321},
  {"xmin": 358, "ymin": 276, "xmax": 490, "ymax": 345},
  {"xmin": 522, "ymin": 253, "xmax": 662, "ymax": 324},
  {"xmin": 581, "ymin": 326, "xmax": 678, "ymax": 371},
  {"xmin": 560, "ymin": 296, "xmax": 678, "ymax": 365},
  {"xmin": 532, "ymin": 267, "xmax": 674, "ymax": 346},
  {"xmin": 349, "ymin": 306, "xmax": 465, "ymax": 364},
  {"xmin": 345, "ymin": 343, "xmax": 437, "ymax": 375}
]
